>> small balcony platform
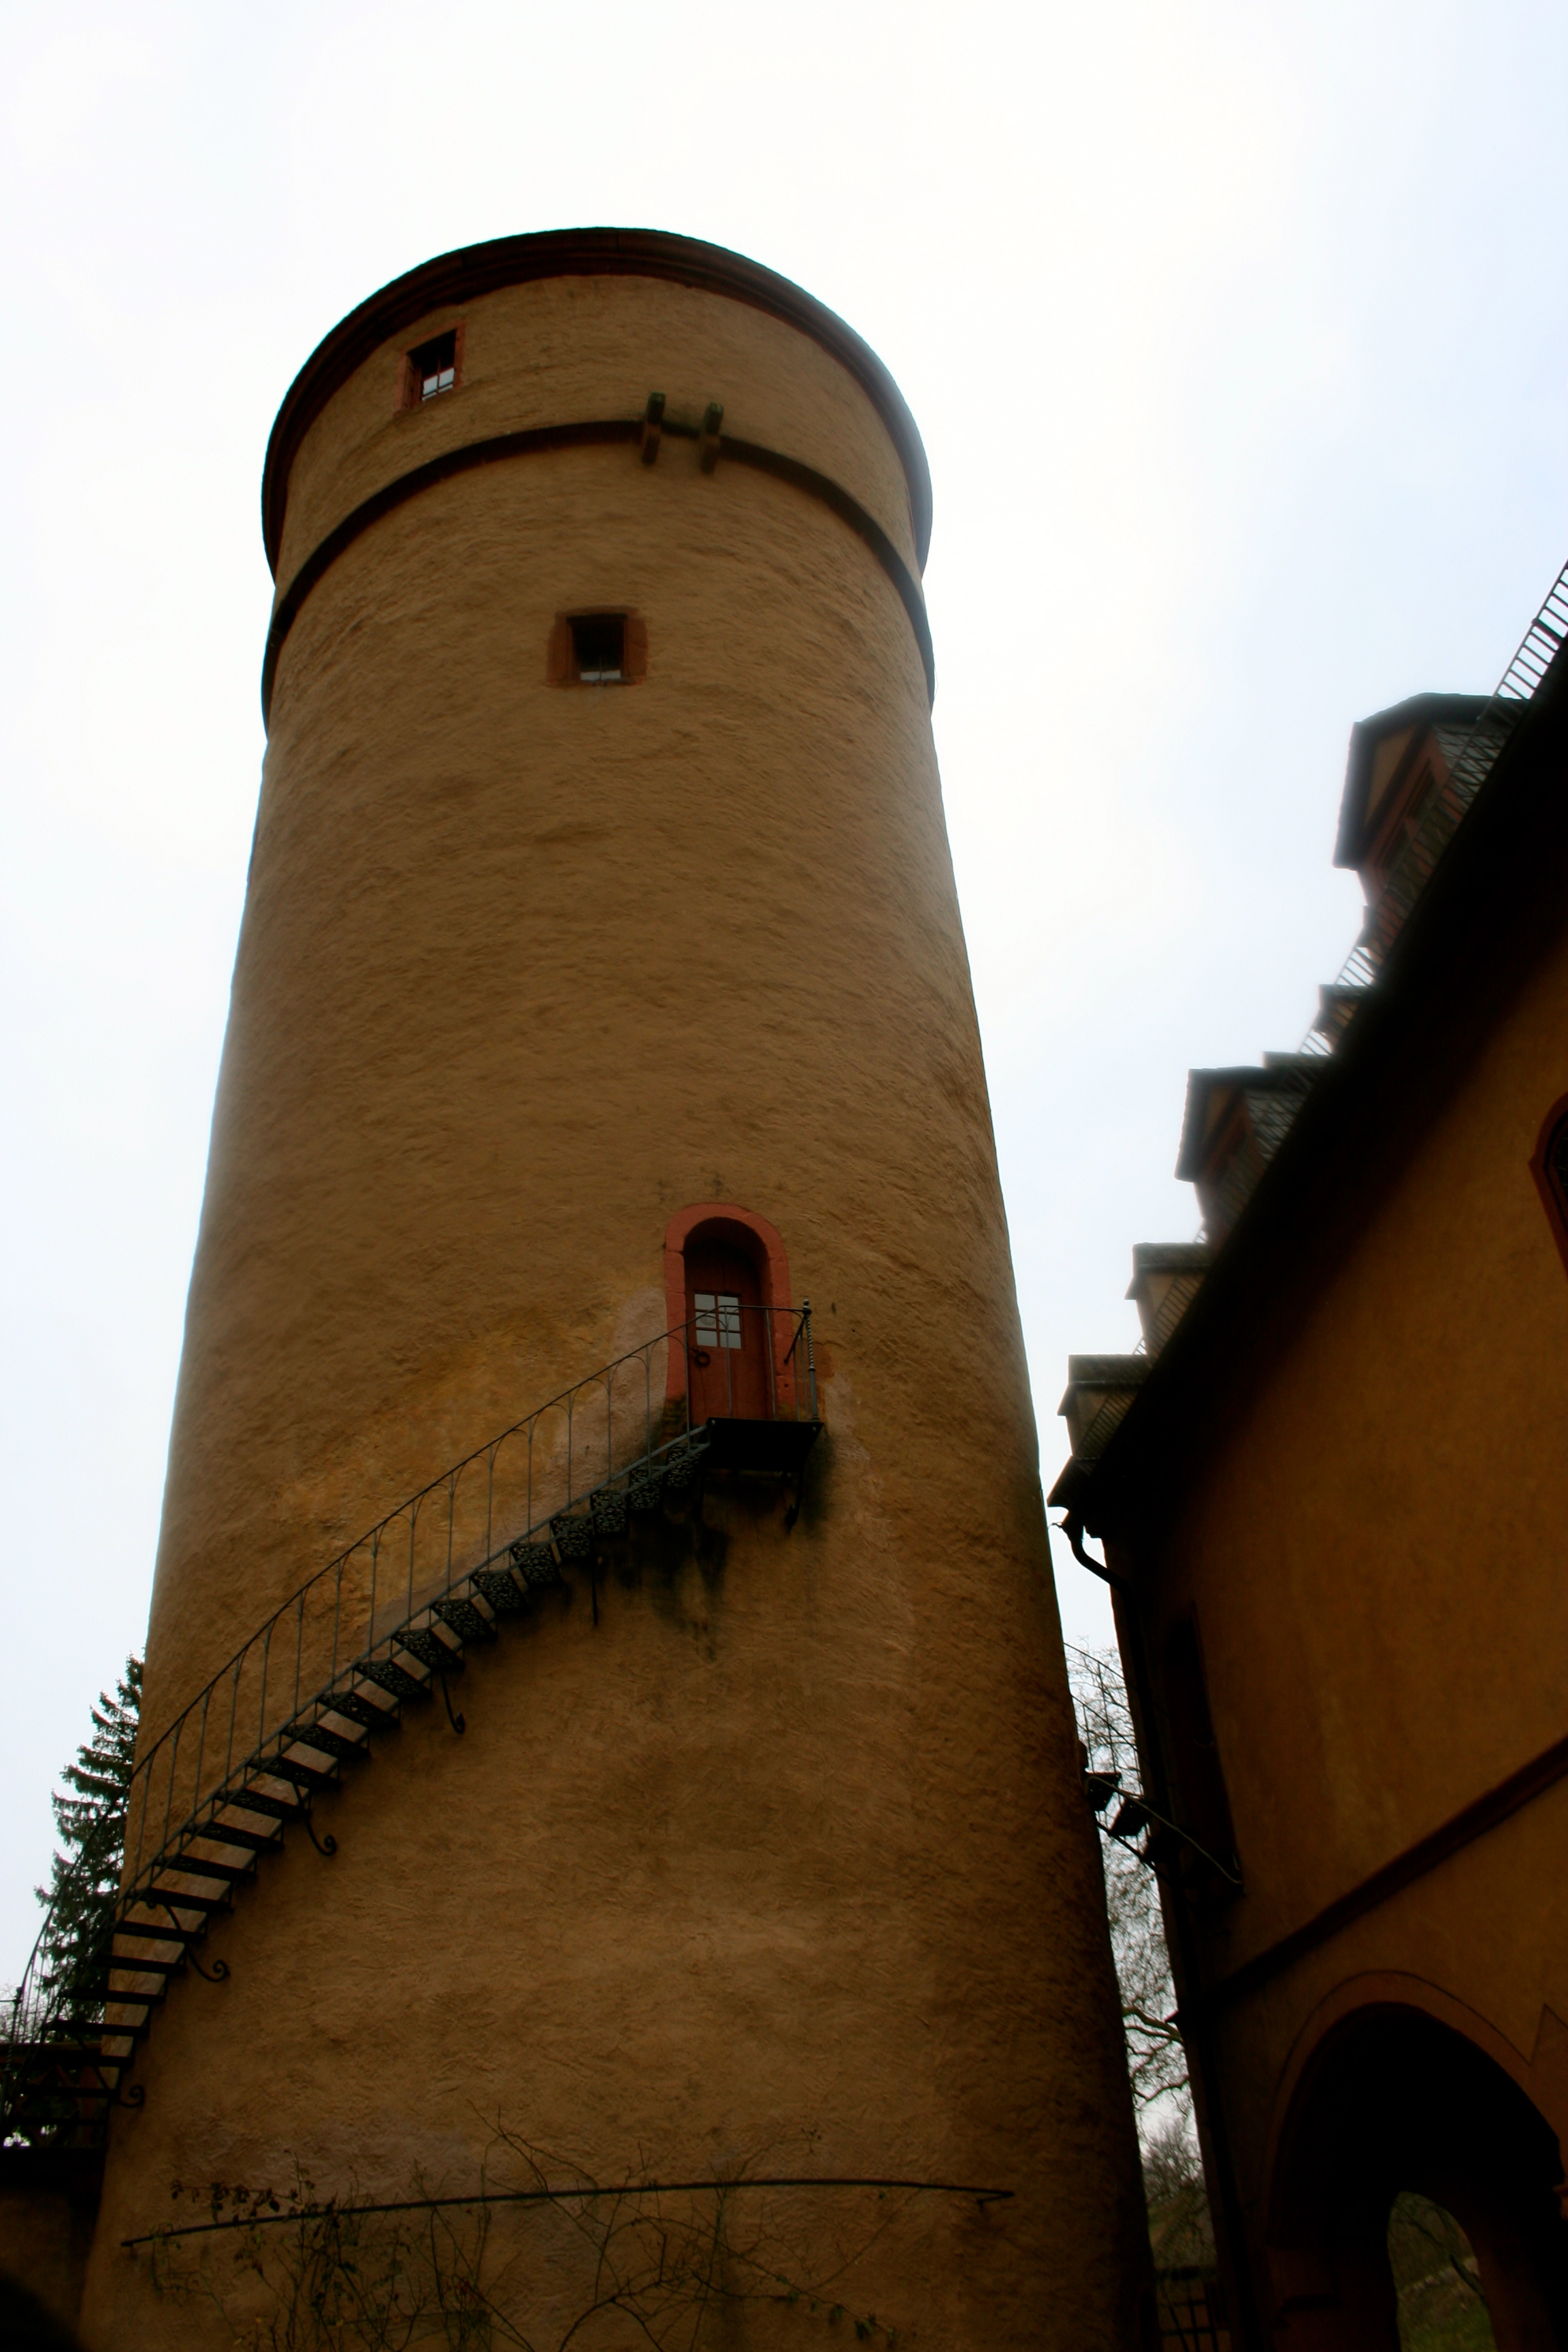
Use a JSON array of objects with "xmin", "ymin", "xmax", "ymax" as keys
[{"xmin": 699, "ymin": 1416, "xmax": 823, "ymax": 1475}]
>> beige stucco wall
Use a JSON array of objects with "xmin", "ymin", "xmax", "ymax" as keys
[{"xmin": 80, "ymin": 250, "xmax": 1145, "ymax": 2349}]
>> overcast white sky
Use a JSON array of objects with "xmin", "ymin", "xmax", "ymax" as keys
[{"xmin": 1, "ymin": 0, "xmax": 1565, "ymax": 1985}]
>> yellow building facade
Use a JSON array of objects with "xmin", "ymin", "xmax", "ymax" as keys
[
  {"xmin": 1054, "ymin": 610, "xmax": 1568, "ymax": 2347},
  {"xmin": 4, "ymin": 232, "xmax": 1148, "ymax": 2348}
]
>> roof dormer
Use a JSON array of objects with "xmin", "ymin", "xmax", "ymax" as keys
[
  {"xmin": 1127, "ymin": 1242, "xmax": 1212, "ymax": 1355},
  {"xmin": 1176, "ymin": 1056, "xmax": 1320, "ymax": 1243},
  {"xmin": 1057, "ymin": 1355, "xmax": 1149, "ymax": 1463},
  {"xmin": 1334, "ymin": 694, "xmax": 1518, "ymax": 963}
]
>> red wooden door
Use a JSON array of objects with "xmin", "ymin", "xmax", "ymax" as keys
[{"xmin": 684, "ymin": 1240, "xmax": 768, "ymax": 1422}]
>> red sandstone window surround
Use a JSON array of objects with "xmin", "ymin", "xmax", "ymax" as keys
[{"xmin": 1530, "ymin": 1094, "xmax": 1568, "ymax": 1275}]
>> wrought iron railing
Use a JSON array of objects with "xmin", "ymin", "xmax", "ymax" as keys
[
  {"xmin": 3, "ymin": 1305, "xmax": 817, "ymax": 2117},
  {"xmin": 1302, "ymin": 556, "xmax": 1568, "ymax": 1051}
]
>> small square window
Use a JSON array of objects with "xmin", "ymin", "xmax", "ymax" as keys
[
  {"xmin": 571, "ymin": 614, "xmax": 625, "ymax": 684},
  {"xmin": 693, "ymin": 1292, "xmax": 744, "ymax": 1350},
  {"xmin": 547, "ymin": 610, "xmax": 645, "ymax": 687},
  {"xmin": 408, "ymin": 330, "xmax": 457, "ymax": 404}
]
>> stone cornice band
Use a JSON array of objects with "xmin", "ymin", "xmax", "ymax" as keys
[
  {"xmin": 261, "ymin": 229, "xmax": 933, "ymax": 576},
  {"xmin": 260, "ymin": 420, "xmax": 936, "ymax": 723}
]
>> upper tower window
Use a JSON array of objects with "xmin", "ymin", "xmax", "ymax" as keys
[
  {"xmin": 403, "ymin": 329, "xmax": 459, "ymax": 407},
  {"xmin": 547, "ymin": 612, "xmax": 647, "ymax": 687},
  {"xmin": 571, "ymin": 615, "xmax": 625, "ymax": 683}
]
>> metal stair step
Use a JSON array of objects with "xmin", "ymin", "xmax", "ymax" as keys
[
  {"xmin": 551, "ymin": 1512, "xmax": 593, "ymax": 1560},
  {"xmin": 263, "ymin": 1754, "xmax": 340, "ymax": 1789},
  {"xmin": 287, "ymin": 1723, "xmax": 368, "ymax": 1765},
  {"xmin": 396, "ymin": 1626, "xmax": 462, "ymax": 1674},
  {"xmin": 508, "ymin": 1541, "xmax": 561, "ymax": 1587},
  {"xmin": 105, "ymin": 1994, "xmax": 167, "ymax": 2031},
  {"xmin": 590, "ymin": 1488, "xmax": 630, "ymax": 1537},
  {"xmin": 472, "ymin": 1565, "xmax": 528, "ymax": 1614},
  {"xmin": 109, "ymin": 1954, "xmax": 175, "ymax": 1984},
  {"xmin": 137, "ymin": 1881, "xmax": 231, "ymax": 1916},
  {"xmin": 222, "ymin": 1784, "xmax": 307, "ymax": 1821},
  {"xmin": 662, "ymin": 1441, "xmax": 708, "ymax": 1490},
  {"xmin": 363, "ymin": 1657, "xmax": 430, "ymax": 1703},
  {"xmin": 107, "ymin": 1975, "xmax": 169, "ymax": 2007},
  {"xmin": 195, "ymin": 1818, "xmax": 284, "ymax": 1855},
  {"xmin": 165, "ymin": 1849, "xmax": 256, "ymax": 1886},
  {"xmin": 116, "ymin": 1910, "xmax": 206, "ymax": 1944},
  {"xmin": 99, "ymin": 2023, "xmax": 150, "ymax": 2052},
  {"xmin": 433, "ymin": 1595, "xmax": 497, "ymax": 1645},
  {"xmin": 328, "ymin": 1688, "xmax": 398, "ymax": 1730}
]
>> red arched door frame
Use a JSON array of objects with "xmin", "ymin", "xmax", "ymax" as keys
[{"xmin": 662, "ymin": 1203, "xmax": 795, "ymax": 1419}]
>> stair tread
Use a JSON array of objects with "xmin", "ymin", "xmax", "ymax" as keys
[
  {"xmin": 433, "ymin": 1596, "xmax": 497, "ymax": 1644},
  {"xmin": 115, "ymin": 1918, "xmax": 203, "ymax": 1947},
  {"xmin": 363, "ymin": 1659, "xmax": 431, "ymax": 1701},
  {"xmin": 282, "ymin": 1724, "xmax": 368, "ymax": 1763},
  {"xmin": 127, "ymin": 1885, "xmax": 229, "ymax": 1917},
  {"xmin": 262, "ymin": 1754, "xmax": 339, "ymax": 1787},
  {"xmin": 327, "ymin": 1689, "xmax": 399, "ymax": 1729},
  {"xmin": 395, "ymin": 1627, "xmax": 463, "ymax": 1672},
  {"xmin": 164, "ymin": 1851, "xmax": 255, "ymax": 1884},
  {"xmin": 192, "ymin": 1820, "xmax": 283, "ymax": 1854},
  {"xmin": 225, "ymin": 1785, "xmax": 307, "ymax": 1820}
]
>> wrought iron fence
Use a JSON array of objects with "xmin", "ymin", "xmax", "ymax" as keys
[{"xmin": 3, "ymin": 1305, "xmax": 817, "ymax": 2097}]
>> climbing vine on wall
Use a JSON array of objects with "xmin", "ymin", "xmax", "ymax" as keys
[{"xmin": 142, "ymin": 2135, "xmax": 914, "ymax": 2350}]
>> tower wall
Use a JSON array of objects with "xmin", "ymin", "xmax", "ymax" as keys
[{"xmin": 81, "ymin": 235, "xmax": 1145, "ymax": 2349}]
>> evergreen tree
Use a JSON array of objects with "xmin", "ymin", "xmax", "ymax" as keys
[{"xmin": 33, "ymin": 1656, "xmax": 142, "ymax": 2025}]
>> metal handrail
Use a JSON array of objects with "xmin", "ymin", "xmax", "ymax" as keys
[
  {"xmin": 1301, "ymin": 556, "xmax": 1568, "ymax": 1054},
  {"xmin": 4, "ymin": 1305, "xmax": 817, "ymax": 2078}
]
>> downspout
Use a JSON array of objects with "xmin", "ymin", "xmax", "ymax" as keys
[{"xmin": 1068, "ymin": 1503, "xmax": 1269, "ymax": 2352}]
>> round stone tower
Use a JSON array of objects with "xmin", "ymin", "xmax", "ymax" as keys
[{"xmin": 78, "ymin": 231, "xmax": 1146, "ymax": 2349}]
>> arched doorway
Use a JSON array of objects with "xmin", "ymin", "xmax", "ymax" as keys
[{"xmin": 1268, "ymin": 2006, "xmax": 1568, "ymax": 2349}]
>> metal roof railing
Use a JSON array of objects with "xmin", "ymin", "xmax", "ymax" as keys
[{"xmin": 1301, "ymin": 555, "xmax": 1568, "ymax": 1049}]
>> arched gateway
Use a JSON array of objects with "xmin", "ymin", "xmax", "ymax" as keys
[{"xmin": 1267, "ymin": 2001, "xmax": 1568, "ymax": 2348}]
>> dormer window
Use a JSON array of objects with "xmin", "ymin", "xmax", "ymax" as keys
[{"xmin": 404, "ymin": 329, "xmax": 459, "ymax": 407}]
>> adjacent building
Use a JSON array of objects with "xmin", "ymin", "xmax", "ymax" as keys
[{"xmin": 1052, "ymin": 595, "xmax": 1568, "ymax": 2347}]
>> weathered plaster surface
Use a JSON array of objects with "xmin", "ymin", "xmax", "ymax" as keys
[{"xmin": 80, "ymin": 263, "xmax": 1144, "ymax": 2350}]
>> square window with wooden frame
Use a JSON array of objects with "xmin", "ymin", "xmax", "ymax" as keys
[
  {"xmin": 547, "ymin": 612, "xmax": 649, "ymax": 687},
  {"xmin": 401, "ymin": 328, "xmax": 461, "ymax": 409}
]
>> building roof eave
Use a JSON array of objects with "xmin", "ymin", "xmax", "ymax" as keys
[{"xmin": 1068, "ymin": 640, "xmax": 1568, "ymax": 1541}]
